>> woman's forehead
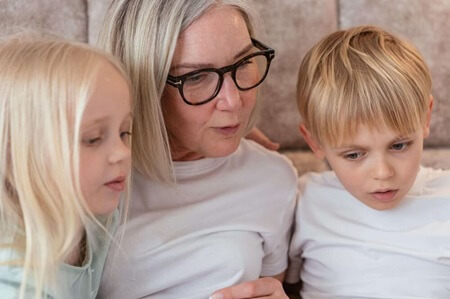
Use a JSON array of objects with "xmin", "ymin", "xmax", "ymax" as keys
[{"xmin": 173, "ymin": 6, "xmax": 251, "ymax": 68}]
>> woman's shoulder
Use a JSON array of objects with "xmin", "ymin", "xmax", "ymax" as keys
[{"xmin": 237, "ymin": 139, "xmax": 297, "ymax": 177}]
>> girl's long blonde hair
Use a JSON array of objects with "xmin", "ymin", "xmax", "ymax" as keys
[
  {"xmin": 0, "ymin": 35, "xmax": 129, "ymax": 299},
  {"xmin": 98, "ymin": 0, "xmax": 262, "ymax": 183}
]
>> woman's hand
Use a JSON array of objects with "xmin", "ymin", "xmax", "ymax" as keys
[
  {"xmin": 209, "ymin": 277, "xmax": 288, "ymax": 299},
  {"xmin": 245, "ymin": 127, "xmax": 280, "ymax": 151}
]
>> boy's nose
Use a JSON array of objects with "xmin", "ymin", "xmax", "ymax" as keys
[{"xmin": 370, "ymin": 157, "xmax": 394, "ymax": 180}]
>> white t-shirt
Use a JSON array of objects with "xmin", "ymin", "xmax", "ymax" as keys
[
  {"xmin": 286, "ymin": 167, "xmax": 450, "ymax": 299},
  {"xmin": 99, "ymin": 139, "xmax": 298, "ymax": 299}
]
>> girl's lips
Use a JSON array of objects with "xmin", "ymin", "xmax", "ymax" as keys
[
  {"xmin": 105, "ymin": 178, "xmax": 125, "ymax": 192},
  {"xmin": 370, "ymin": 189, "xmax": 398, "ymax": 202}
]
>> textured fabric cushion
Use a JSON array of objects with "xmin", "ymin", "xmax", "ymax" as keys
[
  {"xmin": 254, "ymin": 0, "xmax": 338, "ymax": 149},
  {"xmin": 86, "ymin": 0, "xmax": 111, "ymax": 44},
  {"xmin": 0, "ymin": 0, "xmax": 87, "ymax": 42}
]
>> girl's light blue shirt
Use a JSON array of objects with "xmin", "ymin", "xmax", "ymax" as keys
[{"xmin": 0, "ymin": 210, "xmax": 119, "ymax": 299}]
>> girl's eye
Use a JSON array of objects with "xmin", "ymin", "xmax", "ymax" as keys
[
  {"xmin": 83, "ymin": 137, "xmax": 101, "ymax": 146},
  {"xmin": 120, "ymin": 131, "xmax": 132, "ymax": 140},
  {"xmin": 343, "ymin": 151, "xmax": 364, "ymax": 161},
  {"xmin": 391, "ymin": 140, "xmax": 413, "ymax": 151}
]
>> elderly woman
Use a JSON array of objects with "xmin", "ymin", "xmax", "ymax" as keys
[{"xmin": 98, "ymin": 1, "xmax": 298, "ymax": 298}]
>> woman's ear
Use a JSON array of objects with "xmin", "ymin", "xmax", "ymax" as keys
[
  {"xmin": 424, "ymin": 95, "xmax": 434, "ymax": 138},
  {"xmin": 299, "ymin": 123, "xmax": 325, "ymax": 159}
]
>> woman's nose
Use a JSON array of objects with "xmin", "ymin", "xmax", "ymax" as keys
[{"xmin": 215, "ymin": 75, "xmax": 242, "ymax": 111}]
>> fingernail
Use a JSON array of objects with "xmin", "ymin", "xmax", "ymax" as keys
[{"xmin": 209, "ymin": 294, "xmax": 224, "ymax": 299}]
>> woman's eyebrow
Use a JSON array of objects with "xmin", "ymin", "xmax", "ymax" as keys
[
  {"xmin": 170, "ymin": 42, "xmax": 254, "ymax": 72},
  {"xmin": 234, "ymin": 42, "xmax": 253, "ymax": 59}
]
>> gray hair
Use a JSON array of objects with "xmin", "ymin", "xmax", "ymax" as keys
[{"xmin": 98, "ymin": 0, "xmax": 262, "ymax": 183}]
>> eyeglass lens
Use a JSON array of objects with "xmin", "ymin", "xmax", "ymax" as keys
[{"xmin": 182, "ymin": 53, "xmax": 268, "ymax": 104}]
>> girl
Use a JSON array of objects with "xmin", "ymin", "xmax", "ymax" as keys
[{"xmin": 0, "ymin": 35, "xmax": 132, "ymax": 299}]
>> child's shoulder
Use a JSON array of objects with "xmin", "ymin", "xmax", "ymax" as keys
[
  {"xmin": 410, "ymin": 166, "xmax": 450, "ymax": 196},
  {"xmin": 298, "ymin": 170, "xmax": 342, "ymax": 191},
  {"xmin": 0, "ymin": 241, "xmax": 24, "ymax": 298}
]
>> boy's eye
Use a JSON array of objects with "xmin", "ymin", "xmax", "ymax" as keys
[
  {"xmin": 391, "ymin": 140, "xmax": 413, "ymax": 151},
  {"xmin": 343, "ymin": 151, "xmax": 364, "ymax": 161}
]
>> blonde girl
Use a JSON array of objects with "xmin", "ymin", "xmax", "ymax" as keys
[{"xmin": 0, "ymin": 35, "xmax": 132, "ymax": 299}]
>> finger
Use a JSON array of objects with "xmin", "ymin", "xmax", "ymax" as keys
[
  {"xmin": 261, "ymin": 139, "xmax": 280, "ymax": 151},
  {"xmin": 246, "ymin": 128, "xmax": 280, "ymax": 151},
  {"xmin": 210, "ymin": 277, "xmax": 287, "ymax": 299}
]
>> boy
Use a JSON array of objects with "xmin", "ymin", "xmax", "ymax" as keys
[{"xmin": 286, "ymin": 26, "xmax": 450, "ymax": 298}]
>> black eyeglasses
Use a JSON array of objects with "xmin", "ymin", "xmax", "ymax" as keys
[{"xmin": 166, "ymin": 38, "xmax": 275, "ymax": 106}]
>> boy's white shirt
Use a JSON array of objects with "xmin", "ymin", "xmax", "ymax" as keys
[{"xmin": 286, "ymin": 166, "xmax": 450, "ymax": 298}]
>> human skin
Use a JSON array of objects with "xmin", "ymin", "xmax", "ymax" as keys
[
  {"xmin": 300, "ymin": 97, "xmax": 432, "ymax": 211},
  {"xmin": 163, "ymin": 6, "xmax": 257, "ymax": 161},
  {"xmin": 66, "ymin": 61, "xmax": 132, "ymax": 266},
  {"xmin": 79, "ymin": 62, "xmax": 132, "ymax": 216}
]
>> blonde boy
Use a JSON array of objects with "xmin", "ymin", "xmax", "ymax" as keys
[{"xmin": 286, "ymin": 26, "xmax": 450, "ymax": 297}]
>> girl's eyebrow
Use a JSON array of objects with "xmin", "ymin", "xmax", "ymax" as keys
[{"xmin": 170, "ymin": 42, "xmax": 253, "ymax": 72}]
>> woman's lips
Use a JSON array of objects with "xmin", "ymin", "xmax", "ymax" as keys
[
  {"xmin": 215, "ymin": 124, "xmax": 240, "ymax": 135},
  {"xmin": 370, "ymin": 189, "xmax": 398, "ymax": 202}
]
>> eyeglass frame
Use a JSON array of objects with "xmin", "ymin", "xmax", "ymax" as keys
[{"xmin": 166, "ymin": 38, "xmax": 275, "ymax": 106}]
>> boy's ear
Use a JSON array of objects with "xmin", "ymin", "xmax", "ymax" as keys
[
  {"xmin": 299, "ymin": 123, "xmax": 325, "ymax": 159},
  {"xmin": 424, "ymin": 95, "xmax": 433, "ymax": 138}
]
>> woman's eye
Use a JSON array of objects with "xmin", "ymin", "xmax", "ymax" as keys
[
  {"xmin": 391, "ymin": 141, "xmax": 412, "ymax": 151},
  {"xmin": 343, "ymin": 151, "xmax": 363, "ymax": 161},
  {"xmin": 238, "ymin": 58, "xmax": 253, "ymax": 69},
  {"xmin": 185, "ymin": 74, "xmax": 207, "ymax": 85}
]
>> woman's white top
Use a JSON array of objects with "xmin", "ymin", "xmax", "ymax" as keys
[{"xmin": 99, "ymin": 139, "xmax": 298, "ymax": 299}]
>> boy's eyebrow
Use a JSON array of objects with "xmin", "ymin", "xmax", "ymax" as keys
[
  {"xmin": 392, "ymin": 135, "xmax": 412, "ymax": 142},
  {"xmin": 333, "ymin": 135, "xmax": 414, "ymax": 151},
  {"xmin": 333, "ymin": 144, "xmax": 368, "ymax": 151}
]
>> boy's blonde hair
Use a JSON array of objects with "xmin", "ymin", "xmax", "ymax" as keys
[
  {"xmin": 0, "ymin": 35, "xmax": 130, "ymax": 298},
  {"xmin": 98, "ymin": 0, "xmax": 262, "ymax": 183},
  {"xmin": 297, "ymin": 25, "xmax": 432, "ymax": 147}
]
